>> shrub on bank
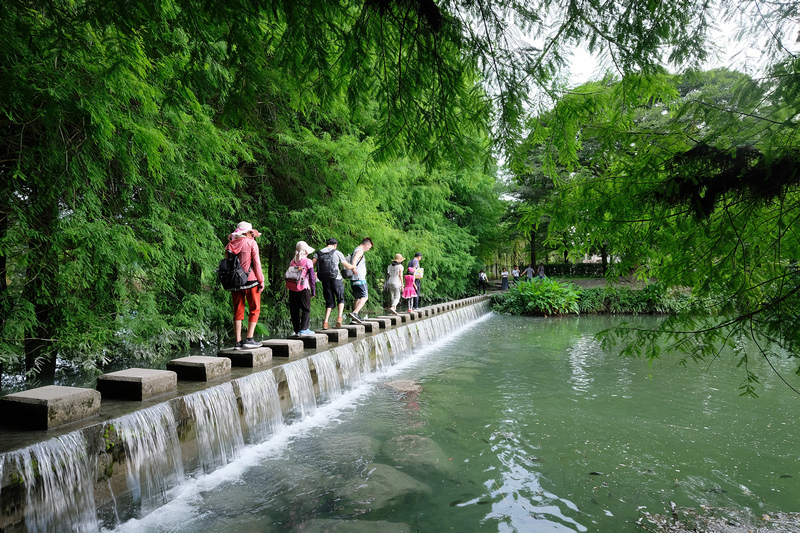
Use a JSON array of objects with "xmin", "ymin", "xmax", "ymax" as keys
[
  {"xmin": 492, "ymin": 281, "xmax": 692, "ymax": 316},
  {"xmin": 491, "ymin": 279, "xmax": 580, "ymax": 316}
]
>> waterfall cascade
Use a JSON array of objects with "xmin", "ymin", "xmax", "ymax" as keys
[{"xmin": 0, "ymin": 297, "xmax": 491, "ymax": 532}]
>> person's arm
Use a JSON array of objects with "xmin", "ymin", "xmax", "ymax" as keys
[{"xmin": 307, "ymin": 258, "xmax": 316, "ymax": 296}]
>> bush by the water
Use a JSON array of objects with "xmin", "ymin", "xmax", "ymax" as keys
[
  {"xmin": 492, "ymin": 280, "xmax": 691, "ymax": 316},
  {"xmin": 491, "ymin": 279, "xmax": 581, "ymax": 316}
]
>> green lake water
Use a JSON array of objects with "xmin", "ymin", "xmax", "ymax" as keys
[{"xmin": 112, "ymin": 313, "xmax": 800, "ymax": 532}]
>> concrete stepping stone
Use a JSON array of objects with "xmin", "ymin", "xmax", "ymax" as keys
[
  {"xmin": 166, "ymin": 356, "xmax": 231, "ymax": 381},
  {"xmin": 217, "ymin": 346, "xmax": 272, "ymax": 368},
  {"xmin": 314, "ymin": 328, "xmax": 349, "ymax": 342},
  {"xmin": 357, "ymin": 321, "xmax": 376, "ymax": 333},
  {"xmin": 262, "ymin": 339, "xmax": 305, "ymax": 358},
  {"xmin": 289, "ymin": 333, "xmax": 328, "ymax": 349},
  {"xmin": 377, "ymin": 315, "xmax": 400, "ymax": 326},
  {"xmin": 96, "ymin": 368, "xmax": 177, "ymax": 401},
  {"xmin": 338, "ymin": 324, "xmax": 365, "ymax": 338},
  {"xmin": 0, "ymin": 385, "xmax": 101, "ymax": 430},
  {"xmin": 365, "ymin": 318, "xmax": 390, "ymax": 329}
]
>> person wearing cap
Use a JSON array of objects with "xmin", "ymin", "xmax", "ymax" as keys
[
  {"xmin": 312, "ymin": 238, "xmax": 356, "ymax": 329},
  {"xmin": 348, "ymin": 237, "xmax": 373, "ymax": 323},
  {"xmin": 408, "ymin": 252, "xmax": 423, "ymax": 309},
  {"xmin": 225, "ymin": 221, "xmax": 265, "ymax": 349},
  {"xmin": 286, "ymin": 241, "xmax": 317, "ymax": 336},
  {"xmin": 386, "ymin": 253, "xmax": 405, "ymax": 315}
]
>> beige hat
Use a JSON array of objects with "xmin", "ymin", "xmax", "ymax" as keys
[
  {"xmin": 296, "ymin": 240, "xmax": 315, "ymax": 255},
  {"xmin": 393, "ymin": 253, "xmax": 406, "ymax": 262},
  {"xmin": 235, "ymin": 221, "xmax": 261, "ymax": 237}
]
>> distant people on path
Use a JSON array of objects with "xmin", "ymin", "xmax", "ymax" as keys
[
  {"xmin": 501, "ymin": 267, "xmax": 509, "ymax": 290},
  {"xmin": 478, "ymin": 269, "xmax": 488, "ymax": 294},
  {"xmin": 524, "ymin": 264, "xmax": 535, "ymax": 281},
  {"xmin": 348, "ymin": 237, "xmax": 373, "ymax": 323},
  {"xmin": 403, "ymin": 267, "xmax": 418, "ymax": 311},
  {"xmin": 313, "ymin": 238, "xmax": 356, "ymax": 329},
  {"xmin": 537, "ymin": 263, "xmax": 546, "ymax": 279},
  {"xmin": 386, "ymin": 253, "xmax": 405, "ymax": 315},
  {"xmin": 409, "ymin": 252, "xmax": 423, "ymax": 309},
  {"xmin": 225, "ymin": 222, "xmax": 264, "ymax": 350},
  {"xmin": 286, "ymin": 241, "xmax": 316, "ymax": 336},
  {"xmin": 512, "ymin": 266, "xmax": 520, "ymax": 285}
]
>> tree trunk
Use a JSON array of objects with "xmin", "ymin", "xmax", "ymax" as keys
[
  {"xmin": 530, "ymin": 229, "xmax": 536, "ymax": 268},
  {"xmin": 601, "ymin": 243, "xmax": 608, "ymax": 275}
]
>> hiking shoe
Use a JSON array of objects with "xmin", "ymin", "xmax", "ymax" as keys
[
  {"xmin": 348, "ymin": 312, "xmax": 362, "ymax": 324},
  {"xmin": 322, "ymin": 321, "xmax": 329, "ymax": 330},
  {"xmin": 335, "ymin": 316, "xmax": 343, "ymax": 328},
  {"xmin": 298, "ymin": 329, "xmax": 315, "ymax": 336},
  {"xmin": 242, "ymin": 337, "xmax": 261, "ymax": 349},
  {"xmin": 389, "ymin": 308, "xmax": 400, "ymax": 316},
  {"xmin": 233, "ymin": 340, "xmax": 243, "ymax": 350}
]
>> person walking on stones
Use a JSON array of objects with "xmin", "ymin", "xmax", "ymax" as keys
[
  {"xmin": 348, "ymin": 237, "xmax": 373, "ymax": 323},
  {"xmin": 225, "ymin": 221, "xmax": 264, "ymax": 350},
  {"xmin": 478, "ymin": 269, "xmax": 488, "ymax": 294},
  {"xmin": 537, "ymin": 263, "xmax": 546, "ymax": 279},
  {"xmin": 512, "ymin": 266, "xmax": 520, "ymax": 285},
  {"xmin": 409, "ymin": 252, "xmax": 423, "ymax": 309},
  {"xmin": 313, "ymin": 238, "xmax": 356, "ymax": 329},
  {"xmin": 286, "ymin": 241, "xmax": 316, "ymax": 336},
  {"xmin": 403, "ymin": 266, "xmax": 418, "ymax": 311},
  {"xmin": 501, "ymin": 267, "xmax": 509, "ymax": 290},
  {"xmin": 386, "ymin": 253, "xmax": 405, "ymax": 315},
  {"xmin": 524, "ymin": 264, "xmax": 535, "ymax": 281}
]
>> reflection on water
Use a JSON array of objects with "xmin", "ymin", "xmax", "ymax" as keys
[{"xmin": 110, "ymin": 314, "xmax": 800, "ymax": 533}]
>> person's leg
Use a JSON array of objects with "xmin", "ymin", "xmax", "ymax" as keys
[
  {"xmin": 413, "ymin": 280, "xmax": 421, "ymax": 308},
  {"xmin": 232, "ymin": 291, "xmax": 246, "ymax": 342},
  {"xmin": 288, "ymin": 291, "xmax": 302, "ymax": 333},
  {"xmin": 334, "ymin": 279, "xmax": 346, "ymax": 326},
  {"xmin": 351, "ymin": 282, "xmax": 368, "ymax": 315},
  {"xmin": 245, "ymin": 286, "xmax": 261, "ymax": 339},
  {"xmin": 353, "ymin": 297, "xmax": 366, "ymax": 314},
  {"xmin": 298, "ymin": 289, "xmax": 311, "ymax": 332},
  {"xmin": 390, "ymin": 285, "xmax": 401, "ymax": 310},
  {"xmin": 322, "ymin": 279, "xmax": 335, "ymax": 327}
]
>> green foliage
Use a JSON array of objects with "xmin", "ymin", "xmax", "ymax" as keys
[
  {"xmin": 492, "ymin": 279, "xmax": 580, "ymax": 316},
  {"xmin": 513, "ymin": 68, "xmax": 800, "ymax": 387}
]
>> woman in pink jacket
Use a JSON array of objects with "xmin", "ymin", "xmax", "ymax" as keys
[{"xmin": 225, "ymin": 221, "xmax": 264, "ymax": 349}]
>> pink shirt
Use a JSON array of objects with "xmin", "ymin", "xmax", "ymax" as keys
[{"xmin": 225, "ymin": 237, "xmax": 264, "ymax": 287}]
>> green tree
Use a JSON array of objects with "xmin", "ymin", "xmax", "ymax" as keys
[{"xmin": 517, "ymin": 69, "xmax": 800, "ymax": 391}]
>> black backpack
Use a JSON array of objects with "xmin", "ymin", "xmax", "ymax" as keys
[
  {"xmin": 217, "ymin": 253, "xmax": 250, "ymax": 291},
  {"xmin": 317, "ymin": 249, "xmax": 339, "ymax": 280}
]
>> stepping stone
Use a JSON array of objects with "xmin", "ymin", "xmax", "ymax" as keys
[
  {"xmin": 97, "ymin": 368, "xmax": 177, "ymax": 401},
  {"xmin": 0, "ymin": 385, "xmax": 101, "ymax": 430},
  {"xmin": 262, "ymin": 339, "xmax": 305, "ymax": 358},
  {"xmin": 357, "ymin": 321, "xmax": 376, "ymax": 333},
  {"xmin": 315, "ymin": 328, "xmax": 349, "ymax": 342},
  {"xmin": 339, "ymin": 324, "xmax": 365, "ymax": 338},
  {"xmin": 377, "ymin": 315, "xmax": 400, "ymax": 326},
  {"xmin": 166, "ymin": 356, "xmax": 231, "ymax": 381},
  {"xmin": 217, "ymin": 347, "xmax": 272, "ymax": 368},
  {"xmin": 366, "ymin": 318, "xmax": 391, "ymax": 329},
  {"xmin": 405, "ymin": 311, "xmax": 420, "ymax": 320},
  {"xmin": 289, "ymin": 333, "xmax": 328, "ymax": 349}
]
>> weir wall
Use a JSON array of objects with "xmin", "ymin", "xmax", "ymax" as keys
[{"xmin": 0, "ymin": 296, "xmax": 491, "ymax": 532}]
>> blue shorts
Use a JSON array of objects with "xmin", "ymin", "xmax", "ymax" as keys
[{"xmin": 351, "ymin": 280, "xmax": 368, "ymax": 300}]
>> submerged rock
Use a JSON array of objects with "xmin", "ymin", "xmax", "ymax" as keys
[
  {"xmin": 295, "ymin": 518, "xmax": 411, "ymax": 532},
  {"xmin": 337, "ymin": 463, "xmax": 432, "ymax": 512},
  {"xmin": 381, "ymin": 434, "xmax": 456, "ymax": 477},
  {"xmin": 313, "ymin": 433, "xmax": 381, "ymax": 467},
  {"xmin": 385, "ymin": 380, "xmax": 422, "ymax": 394}
]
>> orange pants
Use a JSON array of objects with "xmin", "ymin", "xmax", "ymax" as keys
[{"xmin": 232, "ymin": 286, "xmax": 261, "ymax": 322}]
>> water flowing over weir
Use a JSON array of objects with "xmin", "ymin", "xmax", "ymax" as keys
[{"xmin": 0, "ymin": 298, "xmax": 490, "ymax": 532}]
